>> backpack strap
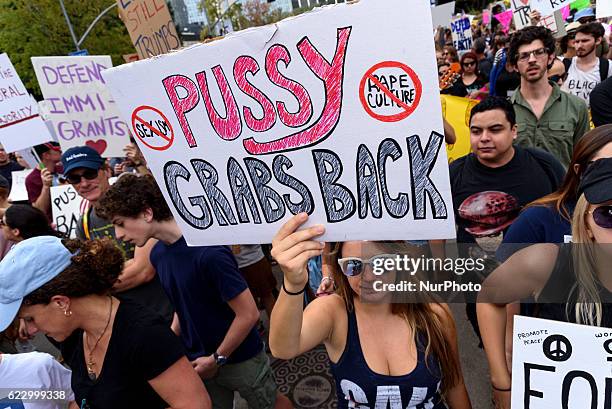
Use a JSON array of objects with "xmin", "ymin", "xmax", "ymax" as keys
[
  {"xmin": 599, "ymin": 58, "xmax": 610, "ymax": 81},
  {"xmin": 562, "ymin": 57, "xmax": 572, "ymax": 75}
]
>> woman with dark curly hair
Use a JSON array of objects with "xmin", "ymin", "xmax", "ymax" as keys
[{"xmin": 0, "ymin": 236, "xmax": 211, "ymax": 409}]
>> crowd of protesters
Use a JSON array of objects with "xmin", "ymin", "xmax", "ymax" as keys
[{"xmin": 0, "ymin": 3, "xmax": 612, "ymax": 409}]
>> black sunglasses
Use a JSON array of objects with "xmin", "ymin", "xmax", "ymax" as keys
[
  {"xmin": 66, "ymin": 168, "xmax": 99, "ymax": 184},
  {"xmin": 590, "ymin": 205, "xmax": 612, "ymax": 229}
]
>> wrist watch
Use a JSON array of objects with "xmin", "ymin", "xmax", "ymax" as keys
[{"xmin": 213, "ymin": 352, "xmax": 228, "ymax": 367}]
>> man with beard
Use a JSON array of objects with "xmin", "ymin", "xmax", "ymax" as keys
[
  {"xmin": 561, "ymin": 22, "xmax": 611, "ymax": 105},
  {"xmin": 509, "ymin": 26, "xmax": 589, "ymax": 168}
]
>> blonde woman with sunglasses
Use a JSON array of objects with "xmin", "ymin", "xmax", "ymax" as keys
[
  {"xmin": 269, "ymin": 215, "xmax": 471, "ymax": 409},
  {"xmin": 477, "ymin": 158, "xmax": 612, "ymax": 409}
]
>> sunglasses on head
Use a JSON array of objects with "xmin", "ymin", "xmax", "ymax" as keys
[
  {"xmin": 589, "ymin": 205, "xmax": 612, "ymax": 229},
  {"xmin": 337, "ymin": 254, "xmax": 396, "ymax": 277},
  {"xmin": 66, "ymin": 168, "xmax": 99, "ymax": 184}
]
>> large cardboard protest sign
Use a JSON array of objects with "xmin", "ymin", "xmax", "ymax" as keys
[
  {"xmin": 31, "ymin": 56, "xmax": 131, "ymax": 158},
  {"xmin": 530, "ymin": 0, "xmax": 572, "ymax": 16},
  {"xmin": 103, "ymin": 0, "xmax": 455, "ymax": 246},
  {"xmin": 0, "ymin": 54, "xmax": 53, "ymax": 153},
  {"xmin": 450, "ymin": 17, "xmax": 473, "ymax": 54},
  {"xmin": 431, "ymin": 2, "xmax": 456, "ymax": 28},
  {"xmin": 117, "ymin": 0, "xmax": 181, "ymax": 59},
  {"xmin": 512, "ymin": 316, "xmax": 612, "ymax": 408},
  {"xmin": 51, "ymin": 184, "xmax": 86, "ymax": 238}
]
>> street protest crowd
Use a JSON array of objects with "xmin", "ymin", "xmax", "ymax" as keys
[{"xmin": 1, "ymin": 0, "xmax": 612, "ymax": 409}]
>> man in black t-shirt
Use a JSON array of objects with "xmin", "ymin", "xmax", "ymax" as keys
[
  {"xmin": 450, "ymin": 97, "xmax": 565, "ymax": 342},
  {"xmin": 0, "ymin": 145, "xmax": 24, "ymax": 191},
  {"xmin": 451, "ymin": 97, "xmax": 565, "ymax": 247}
]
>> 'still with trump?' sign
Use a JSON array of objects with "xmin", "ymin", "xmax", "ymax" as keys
[{"xmin": 102, "ymin": 0, "xmax": 455, "ymax": 246}]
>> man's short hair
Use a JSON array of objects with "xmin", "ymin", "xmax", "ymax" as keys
[
  {"xmin": 96, "ymin": 174, "xmax": 173, "ymax": 222},
  {"xmin": 473, "ymin": 37, "xmax": 487, "ymax": 55},
  {"xmin": 575, "ymin": 22, "xmax": 605, "ymax": 39},
  {"xmin": 508, "ymin": 26, "xmax": 556, "ymax": 65},
  {"xmin": 469, "ymin": 96, "xmax": 516, "ymax": 127}
]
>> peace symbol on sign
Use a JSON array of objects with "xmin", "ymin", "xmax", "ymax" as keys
[{"xmin": 543, "ymin": 334, "xmax": 572, "ymax": 362}]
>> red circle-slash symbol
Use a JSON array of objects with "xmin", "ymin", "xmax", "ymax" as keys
[
  {"xmin": 359, "ymin": 61, "xmax": 423, "ymax": 123},
  {"xmin": 131, "ymin": 105, "xmax": 175, "ymax": 151}
]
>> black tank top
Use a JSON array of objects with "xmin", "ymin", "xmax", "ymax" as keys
[
  {"xmin": 330, "ymin": 307, "xmax": 447, "ymax": 408},
  {"xmin": 536, "ymin": 244, "xmax": 612, "ymax": 327}
]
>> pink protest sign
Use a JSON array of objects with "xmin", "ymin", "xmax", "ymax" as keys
[
  {"xmin": 483, "ymin": 10, "xmax": 491, "ymax": 25},
  {"xmin": 561, "ymin": 5, "xmax": 570, "ymax": 20},
  {"xmin": 494, "ymin": 10, "xmax": 514, "ymax": 34}
]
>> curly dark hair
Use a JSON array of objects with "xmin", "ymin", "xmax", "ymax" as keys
[
  {"xmin": 508, "ymin": 26, "xmax": 556, "ymax": 65},
  {"xmin": 23, "ymin": 238, "xmax": 123, "ymax": 305},
  {"xmin": 96, "ymin": 174, "xmax": 172, "ymax": 222}
]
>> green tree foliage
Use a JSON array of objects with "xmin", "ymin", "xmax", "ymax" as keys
[
  {"xmin": 199, "ymin": 0, "xmax": 299, "ymax": 40},
  {"xmin": 199, "ymin": 0, "xmax": 242, "ymax": 38},
  {"xmin": 0, "ymin": 0, "xmax": 134, "ymax": 97}
]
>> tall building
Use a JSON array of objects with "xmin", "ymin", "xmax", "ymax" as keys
[
  {"xmin": 183, "ymin": 0, "xmax": 210, "ymax": 24},
  {"xmin": 169, "ymin": 0, "xmax": 189, "ymax": 28}
]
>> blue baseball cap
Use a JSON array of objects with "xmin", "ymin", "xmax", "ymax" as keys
[
  {"xmin": 574, "ymin": 8, "xmax": 595, "ymax": 20},
  {"xmin": 61, "ymin": 146, "xmax": 105, "ymax": 175},
  {"xmin": 0, "ymin": 236, "xmax": 74, "ymax": 331}
]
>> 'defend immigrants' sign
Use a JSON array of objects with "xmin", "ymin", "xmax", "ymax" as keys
[{"xmin": 102, "ymin": 0, "xmax": 455, "ymax": 246}]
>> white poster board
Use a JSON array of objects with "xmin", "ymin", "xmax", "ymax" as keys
[
  {"xmin": 451, "ymin": 17, "xmax": 473, "ymax": 54},
  {"xmin": 530, "ymin": 0, "xmax": 572, "ymax": 16},
  {"xmin": 597, "ymin": 0, "xmax": 612, "ymax": 19},
  {"xmin": 31, "ymin": 56, "xmax": 131, "ymax": 158},
  {"xmin": 512, "ymin": 316, "xmax": 612, "ymax": 409},
  {"xmin": 103, "ymin": 0, "xmax": 455, "ymax": 246},
  {"xmin": 51, "ymin": 184, "xmax": 86, "ymax": 238},
  {"xmin": 0, "ymin": 54, "xmax": 53, "ymax": 153},
  {"xmin": 539, "ymin": 10, "xmax": 567, "ymax": 38},
  {"xmin": 431, "ymin": 2, "xmax": 456, "ymax": 28},
  {"xmin": 8, "ymin": 169, "xmax": 33, "ymax": 202},
  {"xmin": 511, "ymin": 0, "xmax": 532, "ymax": 29},
  {"xmin": 16, "ymin": 148, "xmax": 38, "ymax": 169}
]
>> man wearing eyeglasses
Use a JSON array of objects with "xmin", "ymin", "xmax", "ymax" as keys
[
  {"xmin": 60, "ymin": 145, "xmax": 173, "ymax": 325},
  {"xmin": 508, "ymin": 26, "xmax": 589, "ymax": 169}
]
